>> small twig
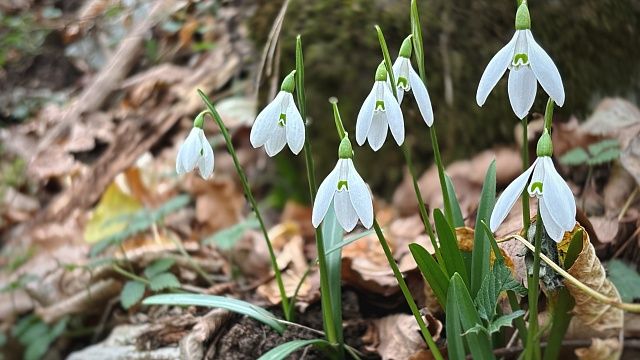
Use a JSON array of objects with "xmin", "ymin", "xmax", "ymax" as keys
[
  {"xmin": 618, "ymin": 186, "xmax": 639, "ymax": 222},
  {"xmin": 509, "ymin": 234, "xmax": 640, "ymax": 312}
]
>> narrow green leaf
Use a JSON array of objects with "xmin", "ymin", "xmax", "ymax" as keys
[
  {"xmin": 434, "ymin": 209, "xmax": 468, "ymax": 284},
  {"xmin": 258, "ymin": 339, "xmax": 331, "ymax": 360},
  {"xmin": 121, "ymin": 280, "xmax": 146, "ymax": 309},
  {"xmin": 149, "ymin": 273, "xmax": 181, "ymax": 291},
  {"xmin": 143, "ymin": 294, "xmax": 285, "ymax": 333},
  {"xmin": 144, "ymin": 258, "xmax": 176, "ymax": 279},
  {"xmin": 295, "ymin": 35, "xmax": 307, "ymax": 120},
  {"xmin": 325, "ymin": 229, "xmax": 374, "ymax": 256},
  {"xmin": 445, "ymin": 174, "xmax": 464, "ymax": 227},
  {"xmin": 564, "ymin": 229, "xmax": 583, "ymax": 269},
  {"xmin": 409, "ymin": 243, "xmax": 449, "ymax": 307},
  {"xmin": 450, "ymin": 273, "xmax": 496, "ymax": 360},
  {"xmin": 445, "ymin": 280, "xmax": 466, "ymax": 360},
  {"xmin": 320, "ymin": 204, "xmax": 344, "ymax": 347},
  {"xmin": 471, "ymin": 161, "xmax": 496, "ymax": 297},
  {"xmin": 410, "ymin": 0, "xmax": 425, "ymax": 81},
  {"xmin": 374, "ymin": 25, "xmax": 397, "ymax": 99},
  {"xmin": 543, "ymin": 288, "xmax": 575, "ymax": 360}
]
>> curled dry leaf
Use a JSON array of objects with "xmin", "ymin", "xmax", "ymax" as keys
[
  {"xmin": 575, "ymin": 338, "xmax": 622, "ymax": 360},
  {"xmin": 180, "ymin": 309, "xmax": 233, "ymax": 360},
  {"xmin": 565, "ymin": 229, "xmax": 624, "ymax": 338},
  {"xmin": 364, "ymin": 313, "xmax": 442, "ymax": 360}
]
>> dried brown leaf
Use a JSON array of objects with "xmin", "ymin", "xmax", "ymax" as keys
[
  {"xmin": 565, "ymin": 231, "xmax": 624, "ymax": 337},
  {"xmin": 575, "ymin": 338, "xmax": 622, "ymax": 360},
  {"xmin": 367, "ymin": 313, "xmax": 442, "ymax": 360}
]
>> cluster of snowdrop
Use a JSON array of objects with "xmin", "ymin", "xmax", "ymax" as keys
[{"xmin": 175, "ymin": 1, "xmax": 576, "ymax": 241}]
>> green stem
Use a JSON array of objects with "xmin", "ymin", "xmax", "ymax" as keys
[
  {"xmin": 400, "ymin": 143, "xmax": 445, "ymax": 268},
  {"xmin": 526, "ymin": 211, "xmax": 544, "ymax": 360},
  {"xmin": 112, "ymin": 264, "xmax": 149, "ymax": 284},
  {"xmin": 330, "ymin": 99, "xmax": 346, "ymax": 140},
  {"xmin": 197, "ymin": 90, "xmax": 291, "ymax": 320},
  {"xmin": 372, "ymin": 220, "xmax": 444, "ymax": 360},
  {"xmin": 544, "ymin": 98, "xmax": 554, "ymax": 133},
  {"xmin": 296, "ymin": 36, "xmax": 339, "ymax": 346},
  {"xmin": 429, "ymin": 126, "xmax": 454, "ymax": 225},
  {"xmin": 521, "ymin": 118, "xmax": 531, "ymax": 232}
]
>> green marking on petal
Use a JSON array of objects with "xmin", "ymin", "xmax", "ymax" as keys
[
  {"xmin": 397, "ymin": 77, "xmax": 409, "ymax": 90},
  {"xmin": 337, "ymin": 180, "xmax": 349, "ymax": 191},
  {"xmin": 513, "ymin": 53, "xmax": 529, "ymax": 66},
  {"xmin": 530, "ymin": 181, "xmax": 543, "ymax": 194},
  {"xmin": 375, "ymin": 100, "xmax": 385, "ymax": 111},
  {"xmin": 278, "ymin": 113, "xmax": 286, "ymax": 127}
]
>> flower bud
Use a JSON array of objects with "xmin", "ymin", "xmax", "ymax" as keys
[
  {"xmin": 536, "ymin": 130, "xmax": 553, "ymax": 157},
  {"xmin": 280, "ymin": 70, "xmax": 296, "ymax": 93},
  {"xmin": 399, "ymin": 35, "xmax": 413, "ymax": 58},
  {"xmin": 375, "ymin": 62, "xmax": 387, "ymax": 82},
  {"xmin": 515, "ymin": 2, "xmax": 531, "ymax": 30},
  {"xmin": 338, "ymin": 135, "xmax": 353, "ymax": 159}
]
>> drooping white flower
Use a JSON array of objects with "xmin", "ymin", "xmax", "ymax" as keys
[
  {"xmin": 356, "ymin": 62, "xmax": 404, "ymax": 151},
  {"xmin": 476, "ymin": 3, "xmax": 564, "ymax": 119},
  {"xmin": 176, "ymin": 125, "xmax": 214, "ymax": 180},
  {"xmin": 312, "ymin": 137, "xmax": 373, "ymax": 231},
  {"xmin": 392, "ymin": 36, "xmax": 434, "ymax": 126},
  {"xmin": 490, "ymin": 132, "xmax": 575, "ymax": 242},
  {"xmin": 250, "ymin": 71, "xmax": 305, "ymax": 156}
]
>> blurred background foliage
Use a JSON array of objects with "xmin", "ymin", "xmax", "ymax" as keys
[{"xmin": 249, "ymin": 0, "xmax": 640, "ymax": 201}]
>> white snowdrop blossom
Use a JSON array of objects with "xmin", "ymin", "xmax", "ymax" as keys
[
  {"xmin": 250, "ymin": 71, "xmax": 305, "ymax": 156},
  {"xmin": 476, "ymin": 3, "xmax": 564, "ymax": 119},
  {"xmin": 176, "ymin": 125, "xmax": 214, "ymax": 180},
  {"xmin": 312, "ymin": 137, "xmax": 373, "ymax": 231},
  {"xmin": 392, "ymin": 36, "xmax": 434, "ymax": 126},
  {"xmin": 490, "ymin": 132, "xmax": 575, "ymax": 242},
  {"xmin": 356, "ymin": 62, "xmax": 404, "ymax": 151}
]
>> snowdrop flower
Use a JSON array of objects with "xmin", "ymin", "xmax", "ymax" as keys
[
  {"xmin": 392, "ymin": 35, "xmax": 434, "ymax": 126},
  {"xmin": 250, "ymin": 70, "xmax": 305, "ymax": 156},
  {"xmin": 176, "ymin": 112, "xmax": 214, "ymax": 179},
  {"xmin": 476, "ymin": 2, "xmax": 564, "ymax": 119},
  {"xmin": 356, "ymin": 62, "xmax": 404, "ymax": 151},
  {"xmin": 312, "ymin": 136, "xmax": 373, "ymax": 231},
  {"xmin": 490, "ymin": 131, "xmax": 575, "ymax": 242}
]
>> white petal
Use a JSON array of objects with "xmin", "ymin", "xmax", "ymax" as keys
[
  {"xmin": 197, "ymin": 130, "xmax": 214, "ymax": 179},
  {"xmin": 250, "ymin": 92, "xmax": 283, "ymax": 147},
  {"xmin": 356, "ymin": 85, "xmax": 376, "ymax": 146},
  {"xmin": 527, "ymin": 157, "xmax": 546, "ymax": 196},
  {"xmin": 526, "ymin": 30, "xmax": 565, "ymax": 106},
  {"xmin": 392, "ymin": 58, "xmax": 406, "ymax": 105},
  {"xmin": 367, "ymin": 110, "xmax": 388, "ymax": 151},
  {"xmin": 476, "ymin": 32, "xmax": 519, "ymax": 106},
  {"xmin": 384, "ymin": 86, "xmax": 405, "ymax": 146},
  {"xmin": 335, "ymin": 189, "xmax": 359, "ymax": 232},
  {"xmin": 312, "ymin": 162, "xmax": 340, "ymax": 228},
  {"xmin": 285, "ymin": 97, "xmax": 305, "ymax": 155},
  {"xmin": 490, "ymin": 158, "xmax": 539, "ymax": 232},
  {"xmin": 177, "ymin": 128, "xmax": 202, "ymax": 174},
  {"xmin": 541, "ymin": 157, "xmax": 576, "ymax": 230},
  {"xmin": 265, "ymin": 125, "xmax": 287, "ymax": 157},
  {"xmin": 539, "ymin": 198, "xmax": 566, "ymax": 242},
  {"xmin": 508, "ymin": 66, "xmax": 537, "ymax": 119},
  {"xmin": 409, "ymin": 66, "xmax": 434, "ymax": 126},
  {"xmin": 346, "ymin": 159, "xmax": 373, "ymax": 229}
]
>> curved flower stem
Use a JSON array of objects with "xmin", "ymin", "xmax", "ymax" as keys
[
  {"xmin": 509, "ymin": 234, "xmax": 640, "ymax": 313},
  {"xmin": 372, "ymin": 219, "xmax": 444, "ymax": 360},
  {"xmin": 197, "ymin": 90, "xmax": 291, "ymax": 321},
  {"xmin": 526, "ymin": 212, "xmax": 543, "ymax": 360}
]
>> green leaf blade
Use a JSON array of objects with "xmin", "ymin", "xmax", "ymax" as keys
[
  {"xmin": 445, "ymin": 174, "xmax": 465, "ymax": 228},
  {"xmin": 434, "ymin": 209, "xmax": 468, "ymax": 284},
  {"xmin": 143, "ymin": 294, "xmax": 285, "ymax": 333},
  {"xmin": 148, "ymin": 273, "xmax": 181, "ymax": 291},
  {"xmin": 471, "ymin": 161, "xmax": 496, "ymax": 297},
  {"xmin": 409, "ymin": 243, "xmax": 449, "ymax": 307},
  {"xmin": 258, "ymin": 339, "xmax": 330, "ymax": 360},
  {"xmin": 144, "ymin": 258, "xmax": 176, "ymax": 279}
]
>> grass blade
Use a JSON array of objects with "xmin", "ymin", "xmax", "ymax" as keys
[
  {"xmin": 445, "ymin": 174, "xmax": 465, "ymax": 228},
  {"xmin": 320, "ymin": 204, "xmax": 344, "ymax": 348},
  {"xmin": 409, "ymin": 243, "xmax": 449, "ymax": 307},
  {"xmin": 258, "ymin": 339, "xmax": 331, "ymax": 360},
  {"xmin": 445, "ymin": 279, "xmax": 466, "ymax": 360}
]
